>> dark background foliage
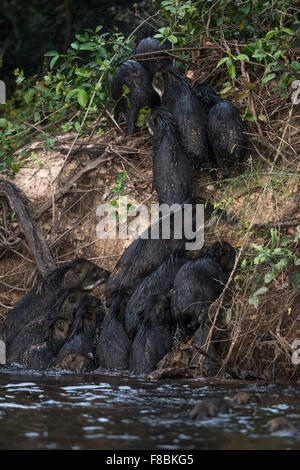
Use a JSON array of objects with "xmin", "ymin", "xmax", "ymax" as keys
[{"xmin": 0, "ymin": 0, "xmax": 152, "ymax": 97}]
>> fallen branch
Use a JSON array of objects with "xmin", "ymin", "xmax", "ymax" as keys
[
  {"xmin": 34, "ymin": 150, "xmax": 113, "ymax": 219},
  {"xmin": 0, "ymin": 178, "xmax": 56, "ymax": 276}
]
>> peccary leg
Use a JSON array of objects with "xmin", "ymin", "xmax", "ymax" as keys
[
  {"xmin": 125, "ymin": 108, "xmax": 138, "ymax": 135},
  {"xmin": 213, "ymin": 151, "xmax": 230, "ymax": 178},
  {"xmin": 190, "ymin": 321, "xmax": 219, "ymax": 377}
]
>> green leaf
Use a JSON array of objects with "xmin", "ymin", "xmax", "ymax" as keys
[
  {"xmin": 249, "ymin": 296, "xmax": 259, "ymax": 308},
  {"xmin": 24, "ymin": 88, "xmax": 35, "ymax": 104},
  {"xmin": 225, "ymin": 308, "xmax": 232, "ymax": 323},
  {"xmin": 290, "ymin": 273, "xmax": 300, "ymax": 291},
  {"xmin": 227, "ymin": 60, "xmax": 236, "ymax": 79},
  {"xmin": 136, "ymin": 106, "xmax": 151, "ymax": 127},
  {"xmin": 0, "ymin": 118, "xmax": 8, "ymax": 128},
  {"xmin": 122, "ymin": 85, "xmax": 130, "ymax": 96},
  {"xmin": 291, "ymin": 61, "xmax": 300, "ymax": 71},
  {"xmin": 167, "ymin": 34, "xmax": 177, "ymax": 44},
  {"xmin": 253, "ymin": 286, "xmax": 268, "ymax": 296},
  {"xmin": 77, "ymin": 89, "xmax": 88, "ymax": 107},
  {"xmin": 262, "ymin": 73, "xmax": 276, "ymax": 84},
  {"xmin": 273, "ymin": 50, "xmax": 282, "ymax": 60},
  {"xmin": 44, "ymin": 51, "xmax": 59, "ymax": 57},
  {"xmin": 65, "ymin": 88, "xmax": 79, "ymax": 102},
  {"xmin": 79, "ymin": 43, "xmax": 97, "ymax": 51},
  {"xmin": 236, "ymin": 54, "xmax": 249, "ymax": 61},
  {"xmin": 252, "ymin": 49, "xmax": 267, "ymax": 61},
  {"xmin": 50, "ymin": 54, "xmax": 59, "ymax": 70},
  {"xmin": 216, "ymin": 57, "xmax": 231, "ymax": 68},
  {"xmin": 71, "ymin": 42, "xmax": 79, "ymax": 50},
  {"xmin": 74, "ymin": 122, "xmax": 82, "ymax": 134},
  {"xmin": 264, "ymin": 271, "xmax": 276, "ymax": 283},
  {"xmin": 55, "ymin": 81, "xmax": 63, "ymax": 95},
  {"xmin": 280, "ymin": 28, "xmax": 295, "ymax": 35},
  {"xmin": 265, "ymin": 30, "xmax": 276, "ymax": 40}
]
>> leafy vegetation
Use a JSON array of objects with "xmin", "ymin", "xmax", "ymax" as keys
[
  {"xmin": 0, "ymin": 0, "xmax": 299, "ymax": 380},
  {"xmin": 1, "ymin": 0, "xmax": 299, "ymax": 175}
]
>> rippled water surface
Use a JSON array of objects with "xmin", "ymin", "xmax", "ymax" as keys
[{"xmin": 0, "ymin": 365, "xmax": 299, "ymax": 450}]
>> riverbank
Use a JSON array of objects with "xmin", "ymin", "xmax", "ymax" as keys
[{"xmin": 0, "ymin": 23, "xmax": 299, "ymax": 383}]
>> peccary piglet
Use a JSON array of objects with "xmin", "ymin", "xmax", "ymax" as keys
[
  {"xmin": 0, "ymin": 259, "xmax": 109, "ymax": 348},
  {"xmin": 169, "ymin": 241, "xmax": 236, "ymax": 333},
  {"xmin": 133, "ymin": 37, "xmax": 172, "ymax": 79},
  {"xmin": 110, "ymin": 59, "xmax": 160, "ymax": 135},
  {"xmin": 105, "ymin": 202, "xmax": 201, "ymax": 302},
  {"xmin": 194, "ymin": 83, "xmax": 249, "ymax": 177},
  {"xmin": 96, "ymin": 296, "xmax": 131, "ymax": 371},
  {"xmin": 52, "ymin": 294, "xmax": 105, "ymax": 372},
  {"xmin": 124, "ymin": 251, "xmax": 188, "ymax": 339},
  {"xmin": 6, "ymin": 289, "xmax": 87, "ymax": 366},
  {"xmin": 207, "ymin": 240, "xmax": 237, "ymax": 277},
  {"xmin": 129, "ymin": 295, "xmax": 174, "ymax": 375},
  {"xmin": 152, "ymin": 67, "xmax": 210, "ymax": 169},
  {"xmin": 169, "ymin": 258, "xmax": 226, "ymax": 333},
  {"xmin": 144, "ymin": 107, "xmax": 193, "ymax": 206}
]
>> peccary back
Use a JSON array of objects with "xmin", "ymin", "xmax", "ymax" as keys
[
  {"xmin": 110, "ymin": 59, "xmax": 160, "ymax": 135},
  {"xmin": 145, "ymin": 107, "xmax": 193, "ymax": 206}
]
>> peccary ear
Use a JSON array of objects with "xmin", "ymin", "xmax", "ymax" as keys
[{"xmin": 208, "ymin": 241, "xmax": 223, "ymax": 260}]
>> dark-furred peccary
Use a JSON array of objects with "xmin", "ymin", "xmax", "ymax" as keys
[
  {"xmin": 129, "ymin": 295, "xmax": 174, "ymax": 375},
  {"xmin": 0, "ymin": 259, "xmax": 109, "ymax": 349},
  {"xmin": 6, "ymin": 289, "xmax": 87, "ymax": 367},
  {"xmin": 110, "ymin": 59, "xmax": 160, "ymax": 135},
  {"xmin": 6, "ymin": 290, "xmax": 105, "ymax": 370},
  {"xmin": 96, "ymin": 295, "xmax": 131, "ymax": 370},
  {"xmin": 152, "ymin": 67, "xmax": 210, "ymax": 169},
  {"xmin": 206, "ymin": 240, "xmax": 237, "ymax": 277},
  {"xmin": 105, "ymin": 203, "xmax": 202, "ymax": 302},
  {"xmin": 52, "ymin": 294, "xmax": 105, "ymax": 372},
  {"xmin": 133, "ymin": 37, "xmax": 172, "ymax": 80},
  {"xmin": 124, "ymin": 251, "xmax": 188, "ymax": 339},
  {"xmin": 194, "ymin": 83, "xmax": 249, "ymax": 177},
  {"xmin": 169, "ymin": 241, "xmax": 236, "ymax": 332},
  {"xmin": 144, "ymin": 107, "xmax": 193, "ymax": 206}
]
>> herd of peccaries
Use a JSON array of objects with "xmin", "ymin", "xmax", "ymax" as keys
[{"xmin": 0, "ymin": 35, "xmax": 250, "ymax": 376}]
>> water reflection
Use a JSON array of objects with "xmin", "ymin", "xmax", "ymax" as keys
[{"xmin": 0, "ymin": 365, "xmax": 299, "ymax": 450}]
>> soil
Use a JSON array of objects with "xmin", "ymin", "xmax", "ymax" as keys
[{"xmin": 0, "ymin": 99, "xmax": 299, "ymax": 384}]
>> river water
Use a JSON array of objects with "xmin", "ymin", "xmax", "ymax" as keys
[{"xmin": 0, "ymin": 365, "xmax": 299, "ymax": 450}]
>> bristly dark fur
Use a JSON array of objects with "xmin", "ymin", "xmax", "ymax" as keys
[
  {"xmin": 152, "ymin": 67, "xmax": 211, "ymax": 169},
  {"xmin": 169, "ymin": 240, "xmax": 236, "ymax": 332},
  {"xmin": 194, "ymin": 83, "xmax": 249, "ymax": 177},
  {"xmin": 1, "ymin": 258, "xmax": 109, "ymax": 346},
  {"xmin": 124, "ymin": 251, "xmax": 188, "ymax": 339},
  {"xmin": 129, "ymin": 295, "xmax": 174, "ymax": 375},
  {"xmin": 145, "ymin": 107, "xmax": 193, "ymax": 206},
  {"xmin": 207, "ymin": 240, "xmax": 237, "ymax": 276},
  {"xmin": 110, "ymin": 59, "xmax": 160, "ymax": 135},
  {"xmin": 133, "ymin": 37, "xmax": 172, "ymax": 79},
  {"xmin": 51, "ymin": 294, "xmax": 103, "ymax": 369},
  {"xmin": 105, "ymin": 203, "xmax": 198, "ymax": 301},
  {"xmin": 95, "ymin": 295, "xmax": 131, "ymax": 370},
  {"xmin": 169, "ymin": 257, "xmax": 226, "ymax": 331}
]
